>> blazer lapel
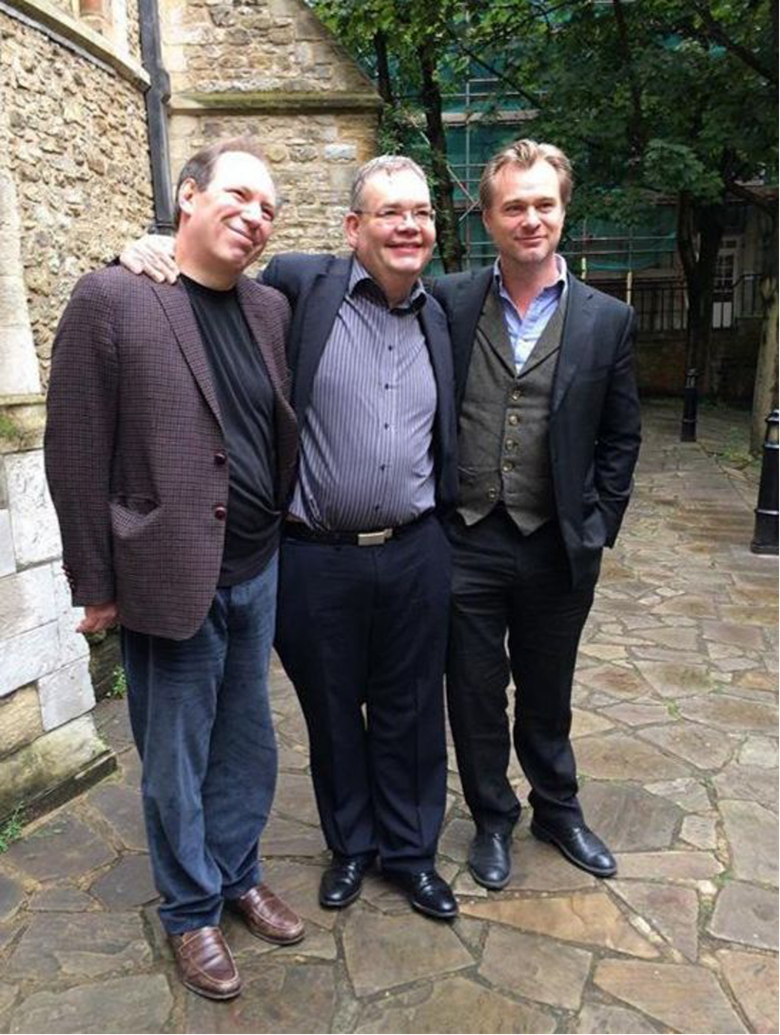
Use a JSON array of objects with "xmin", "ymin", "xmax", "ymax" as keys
[
  {"xmin": 419, "ymin": 297, "xmax": 453, "ymax": 393},
  {"xmin": 152, "ymin": 280, "xmax": 222, "ymax": 429},
  {"xmin": 293, "ymin": 258, "xmax": 352, "ymax": 416},
  {"xmin": 236, "ymin": 277, "xmax": 286, "ymax": 401},
  {"xmin": 451, "ymin": 267, "xmax": 494, "ymax": 407},
  {"xmin": 552, "ymin": 275, "xmax": 595, "ymax": 412}
]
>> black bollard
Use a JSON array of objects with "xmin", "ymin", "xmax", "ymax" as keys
[
  {"xmin": 750, "ymin": 409, "xmax": 779, "ymax": 555},
  {"xmin": 680, "ymin": 368, "xmax": 698, "ymax": 442}
]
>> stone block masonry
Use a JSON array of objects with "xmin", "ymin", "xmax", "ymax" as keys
[
  {"xmin": 168, "ymin": 110, "xmax": 379, "ymax": 260},
  {"xmin": 162, "ymin": 0, "xmax": 380, "ymax": 258},
  {"xmin": 0, "ymin": 0, "xmax": 152, "ymax": 819},
  {"xmin": 1, "ymin": 6, "xmax": 152, "ymax": 387}
]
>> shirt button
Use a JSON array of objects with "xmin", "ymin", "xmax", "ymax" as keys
[
  {"xmin": 214, "ymin": 505, "xmax": 227, "ymax": 520},
  {"xmin": 508, "ymin": 414, "xmax": 519, "ymax": 426},
  {"xmin": 502, "ymin": 461, "xmax": 514, "ymax": 473},
  {"xmin": 488, "ymin": 488, "xmax": 498, "ymax": 500},
  {"xmin": 214, "ymin": 451, "xmax": 227, "ymax": 465}
]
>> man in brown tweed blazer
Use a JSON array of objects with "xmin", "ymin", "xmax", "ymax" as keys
[{"xmin": 45, "ymin": 139, "xmax": 302, "ymax": 1001}]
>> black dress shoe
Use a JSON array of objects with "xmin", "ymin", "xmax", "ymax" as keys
[
  {"xmin": 387, "ymin": 870, "xmax": 458, "ymax": 920},
  {"xmin": 530, "ymin": 818, "xmax": 617, "ymax": 877},
  {"xmin": 468, "ymin": 831, "xmax": 512, "ymax": 889},
  {"xmin": 319, "ymin": 855, "xmax": 374, "ymax": 908}
]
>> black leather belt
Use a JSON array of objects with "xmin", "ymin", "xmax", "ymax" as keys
[{"xmin": 284, "ymin": 510, "xmax": 434, "ymax": 547}]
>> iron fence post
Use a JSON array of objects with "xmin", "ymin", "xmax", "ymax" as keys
[
  {"xmin": 681, "ymin": 368, "xmax": 698, "ymax": 442},
  {"xmin": 751, "ymin": 409, "xmax": 779, "ymax": 555}
]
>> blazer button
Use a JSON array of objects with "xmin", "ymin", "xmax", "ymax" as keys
[
  {"xmin": 214, "ymin": 505, "xmax": 227, "ymax": 521},
  {"xmin": 214, "ymin": 451, "xmax": 227, "ymax": 466},
  {"xmin": 502, "ymin": 461, "xmax": 514, "ymax": 473}
]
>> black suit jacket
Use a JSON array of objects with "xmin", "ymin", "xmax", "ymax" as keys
[
  {"xmin": 262, "ymin": 252, "xmax": 458, "ymax": 515},
  {"xmin": 430, "ymin": 266, "xmax": 641, "ymax": 586}
]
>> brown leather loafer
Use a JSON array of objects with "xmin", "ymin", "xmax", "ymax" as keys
[
  {"xmin": 227, "ymin": 883, "xmax": 305, "ymax": 945},
  {"xmin": 169, "ymin": 926, "xmax": 241, "ymax": 1000}
]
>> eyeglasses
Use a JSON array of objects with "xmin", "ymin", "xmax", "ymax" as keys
[{"xmin": 353, "ymin": 208, "xmax": 436, "ymax": 227}]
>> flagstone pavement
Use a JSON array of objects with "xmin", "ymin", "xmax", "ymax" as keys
[{"xmin": 0, "ymin": 400, "xmax": 777, "ymax": 1034}]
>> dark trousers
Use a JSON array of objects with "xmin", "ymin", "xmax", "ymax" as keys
[
  {"xmin": 447, "ymin": 509, "xmax": 597, "ymax": 833},
  {"xmin": 275, "ymin": 515, "xmax": 451, "ymax": 873},
  {"xmin": 122, "ymin": 558, "xmax": 278, "ymax": 934}
]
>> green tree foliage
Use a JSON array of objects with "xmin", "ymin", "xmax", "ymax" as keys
[
  {"xmin": 314, "ymin": 0, "xmax": 467, "ymax": 270},
  {"xmin": 315, "ymin": 0, "xmax": 777, "ymax": 407}
]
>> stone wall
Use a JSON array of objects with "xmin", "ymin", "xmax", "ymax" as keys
[
  {"xmin": 1, "ymin": 6, "xmax": 152, "ymax": 386},
  {"xmin": 162, "ymin": 0, "xmax": 380, "ymax": 259},
  {"xmin": 0, "ymin": 0, "xmax": 151, "ymax": 821},
  {"xmin": 635, "ymin": 326, "xmax": 761, "ymax": 402},
  {"xmin": 124, "ymin": 0, "xmax": 142, "ymax": 62},
  {"xmin": 168, "ymin": 111, "xmax": 378, "ymax": 261},
  {"xmin": 161, "ymin": 0, "xmax": 369, "ymax": 96}
]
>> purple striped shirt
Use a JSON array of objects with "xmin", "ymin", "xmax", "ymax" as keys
[{"xmin": 289, "ymin": 260, "xmax": 437, "ymax": 531}]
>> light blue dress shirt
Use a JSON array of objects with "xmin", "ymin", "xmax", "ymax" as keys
[{"xmin": 494, "ymin": 255, "xmax": 568, "ymax": 373}]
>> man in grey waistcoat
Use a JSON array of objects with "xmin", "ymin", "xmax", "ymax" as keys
[{"xmin": 431, "ymin": 139, "xmax": 641, "ymax": 888}]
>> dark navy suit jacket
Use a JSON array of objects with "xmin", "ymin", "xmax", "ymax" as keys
[
  {"xmin": 430, "ymin": 266, "xmax": 642, "ymax": 586},
  {"xmin": 261, "ymin": 252, "xmax": 458, "ymax": 516}
]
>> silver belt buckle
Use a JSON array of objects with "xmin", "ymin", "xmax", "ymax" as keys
[{"xmin": 357, "ymin": 528, "xmax": 392, "ymax": 547}]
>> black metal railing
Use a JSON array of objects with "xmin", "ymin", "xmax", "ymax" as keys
[{"xmin": 584, "ymin": 273, "xmax": 763, "ymax": 333}]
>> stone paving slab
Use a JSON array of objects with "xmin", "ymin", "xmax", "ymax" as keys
[
  {"xmin": 0, "ymin": 401, "xmax": 776, "ymax": 1034},
  {"xmin": 9, "ymin": 975, "xmax": 173, "ymax": 1034}
]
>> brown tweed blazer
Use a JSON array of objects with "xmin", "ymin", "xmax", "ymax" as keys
[{"xmin": 45, "ymin": 266, "xmax": 297, "ymax": 640}]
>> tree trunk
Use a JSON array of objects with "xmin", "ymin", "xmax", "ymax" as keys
[
  {"xmin": 373, "ymin": 31, "xmax": 394, "ymax": 107},
  {"xmin": 748, "ymin": 212, "xmax": 777, "ymax": 451},
  {"xmin": 373, "ymin": 31, "xmax": 400, "ymax": 152},
  {"xmin": 417, "ymin": 41, "xmax": 464, "ymax": 273},
  {"xmin": 677, "ymin": 193, "xmax": 725, "ymax": 395}
]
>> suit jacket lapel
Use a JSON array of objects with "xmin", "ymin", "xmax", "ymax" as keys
[
  {"xmin": 236, "ymin": 277, "xmax": 287, "ymax": 402},
  {"xmin": 451, "ymin": 267, "xmax": 494, "ymax": 407},
  {"xmin": 552, "ymin": 275, "xmax": 595, "ymax": 412},
  {"xmin": 419, "ymin": 297, "xmax": 452, "ymax": 395},
  {"xmin": 152, "ymin": 280, "xmax": 223, "ymax": 429},
  {"xmin": 293, "ymin": 258, "xmax": 352, "ymax": 416}
]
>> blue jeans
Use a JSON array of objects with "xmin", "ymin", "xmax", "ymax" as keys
[{"xmin": 122, "ymin": 557, "xmax": 278, "ymax": 934}]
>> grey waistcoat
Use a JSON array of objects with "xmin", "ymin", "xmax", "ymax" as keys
[{"xmin": 457, "ymin": 284, "xmax": 567, "ymax": 533}]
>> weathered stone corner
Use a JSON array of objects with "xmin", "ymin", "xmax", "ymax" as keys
[{"xmin": 0, "ymin": 713, "xmax": 115, "ymax": 823}]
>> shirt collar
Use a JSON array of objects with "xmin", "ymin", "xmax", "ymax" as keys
[
  {"xmin": 349, "ymin": 258, "xmax": 427, "ymax": 313},
  {"xmin": 493, "ymin": 253, "xmax": 568, "ymax": 297}
]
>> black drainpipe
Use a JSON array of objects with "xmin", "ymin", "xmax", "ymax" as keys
[{"xmin": 138, "ymin": 0, "xmax": 175, "ymax": 233}]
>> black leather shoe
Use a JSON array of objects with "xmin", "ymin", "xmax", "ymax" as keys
[
  {"xmin": 387, "ymin": 870, "xmax": 458, "ymax": 920},
  {"xmin": 530, "ymin": 818, "xmax": 617, "ymax": 877},
  {"xmin": 319, "ymin": 855, "xmax": 374, "ymax": 908},
  {"xmin": 468, "ymin": 831, "xmax": 512, "ymax": 889}
]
